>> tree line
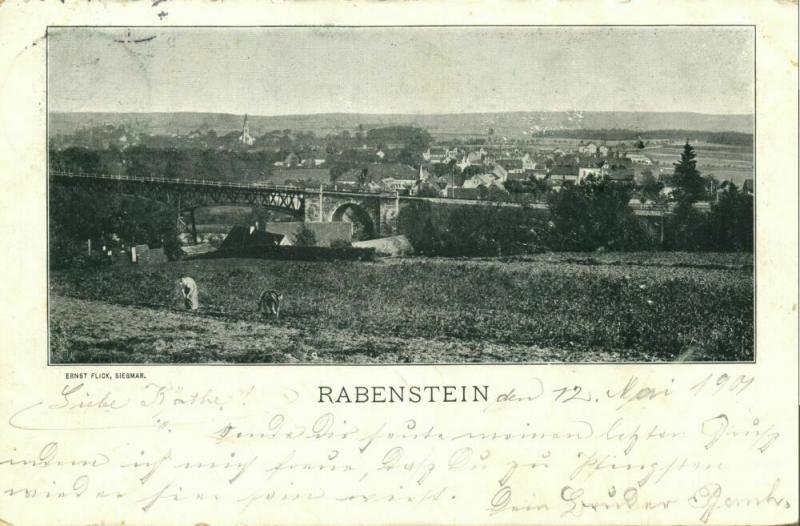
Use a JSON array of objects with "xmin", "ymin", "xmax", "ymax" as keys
[{"xmin": 50, "ymin": 146, "xmax": 285, "ymax": 182}]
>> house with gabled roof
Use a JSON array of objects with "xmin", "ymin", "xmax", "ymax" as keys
[
  {"xmin": 463, "ymin": 173, "xmax": 503, "ymax": 189},
  {"xmin": 423, "ymin": 147, "xmax": 448, "ymax": 164},
  {"xmin": 521, "ymin": 153, "xmax": 536, "ymax": 171},
  {"xmin": 549, "ymin": 163, "xmax": 580, "ymax": 186},
  {"xmin": 457, "ymin": 150, "xmax": 487, "ymax": 171},
  {"xmin": 496, "ymin": 159, "xmax": 524, "ymax": 176}
]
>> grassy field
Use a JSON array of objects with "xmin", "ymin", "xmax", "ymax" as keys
[
  {"xmin": 641, "ymin": 144, "xmax": 753, "ymax": 185},
  {"xmin": 49, "ymin": 253, "xmax": 754, "ymax": 364}
]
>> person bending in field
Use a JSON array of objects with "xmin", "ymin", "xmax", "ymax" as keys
[
  {"xmin": 258, "ymin": 289, "xmax": 283, "ymax": 320},
  {"xmin": 177, "ymin": 276, "xmax": 199, "ymax": 310}
]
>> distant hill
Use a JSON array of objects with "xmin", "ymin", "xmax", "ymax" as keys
[{"xmin": 49, "ymin": 111, "xmax": 754, "ymax": 138}]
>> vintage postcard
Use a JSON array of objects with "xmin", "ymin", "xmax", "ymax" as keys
[{"xmin": 0, "ymin": 1, "xmax": 797, "ymax": 525}]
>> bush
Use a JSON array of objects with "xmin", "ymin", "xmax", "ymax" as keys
[
  {"xmin": 547, "ymin": 179, "xmax": 651, "ymax": 251},
  {"xmin": 293, "ymin": 223, "xmax": 318, "ymax": 247},
  {"xmin": 706, "ymin": 184, "xmax": 753, "ymax": 252},
  {"xmin": 49, "ymin": 244, "xmax": 112, "ymax": 270},
  {"xmin": 398, "ymin": 200, "xmax": 548, "ymax": 257},
  {"xmin": 398, "ymin": 201, "xmax": 445, "ymax": 256},
  {"xmin": 49, "ymin": 185, "xmax": 180, "ymax": 268},
  {"xmin": 665, "ymin": 185, "xmax": 753, "ymax": 252}
]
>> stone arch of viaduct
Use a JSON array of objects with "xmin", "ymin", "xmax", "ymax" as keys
[{"xmin": 304, "ymin": 191, "xmax": 404, "ymax": 237}]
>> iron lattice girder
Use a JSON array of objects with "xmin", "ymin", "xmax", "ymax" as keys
[
  {"xmin": 51, "ymin": 172, "xmax": 674, "ymax": 220},
  {"xmin": 51, "ymin": 174, "xmax": 306, "ymax": 216}
]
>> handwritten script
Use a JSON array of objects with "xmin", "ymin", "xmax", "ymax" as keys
[{"xmin": 0, "ymin": 372, "xmax": 793, "ymax": 525}]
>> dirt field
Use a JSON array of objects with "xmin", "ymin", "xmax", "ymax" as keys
[{"xmin": 50, "ymin": 253, "xmax": 754, "ymax": 364}]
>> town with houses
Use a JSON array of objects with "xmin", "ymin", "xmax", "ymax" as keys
[
  {"xmin": 49, "ymin": 112, "xmax": 754, "ymax": 224},
  {"xmin": 232, "ymin": 117, "xmax": 751, "ymax": 203}
]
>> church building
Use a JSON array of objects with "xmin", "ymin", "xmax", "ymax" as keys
[{"xmin": 239, "ymin": 114, "xmax": 255, "ymax": 146}]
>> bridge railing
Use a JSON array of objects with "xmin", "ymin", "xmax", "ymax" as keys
[
  {"xmin": 49, "ymin": 170, "xmax": 308, "ymax": 193},
  {"xmin": 48, "ymin": 170, "xmax": 690, "ymax": 212},
  {"xmin": 50, "ymin": 170, "xmax": 407, "ymax": 198}
]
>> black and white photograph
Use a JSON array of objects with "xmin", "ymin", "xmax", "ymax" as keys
[{"xmin": 47, "ymin": 26, "xmax": 755, "ymax": 364}]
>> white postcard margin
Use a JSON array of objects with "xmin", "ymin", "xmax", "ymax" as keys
[{"xmin": 0, "ymin": 2, "xmax": 797, "ymax": 526}]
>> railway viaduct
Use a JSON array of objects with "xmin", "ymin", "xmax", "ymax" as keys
[{"xmin": 50, "ymin": 171, "xmax": 674, "ymax": 241}]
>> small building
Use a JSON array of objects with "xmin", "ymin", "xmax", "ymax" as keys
[
  {"xmin": 218, "ymin": 226, "xmax": 284, "ymax": 251},
  {"xmin": 463, "ymin": 173, "xmax": 500, "ymax": 189},
  {"xmin": 381, "ymin": 177, "xmax": 417, "ymax": 192},
  {"xmin": 457, "ymin": 150, "xmax": 486, "ymax": 171},
  {"xmin": 626, "ymin": 152, "xmax": 653, "ymax": 165},
  {"xmin": 445, "ymin": 147, "xmax": 462, "ymax": 162},
  {"xmin": 578, "ymin": 165, "xmax": 604, "ymax": 183},
  {"xmin": 132, "ymin": 244, "xmax": 168, "ymax": 264},
  {"xmin": 468, "ymin": 150, "xmax": 485, "ymax": 163},
  {"xmin": 284, "ymin": 152, "xmax": 302, "ymax": 168},
  {"xmin": 492, "ymin": 163, "xmax": 508, "ymax": 182},
  {"xmin": 521, "ymin": 153, "xmax": 536, "ymax": 171},
  {"xmin": 423, "ymin": 147, "xmax": 448, "ymax": 164},
  {"xmin": 550, "ymin": 164, "xmax": 579, "ymax": 185},
  {"xmin": 495, "ymin": 159, "xmax": 524, "ymax": 176}
]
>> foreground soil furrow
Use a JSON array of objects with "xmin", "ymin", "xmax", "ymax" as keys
[{"xmin": 50, "ymin": 295, "xmax": 660, "ymax": 364}]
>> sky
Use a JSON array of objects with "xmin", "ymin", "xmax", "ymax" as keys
[{"xmin": 48, "ymin": 26, "xmax": 754, "ymax": 116}]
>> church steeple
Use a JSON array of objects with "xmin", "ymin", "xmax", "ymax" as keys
[{"xmin": 239, "ymin": 114, "xmax": 255, "ymax": 146}]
